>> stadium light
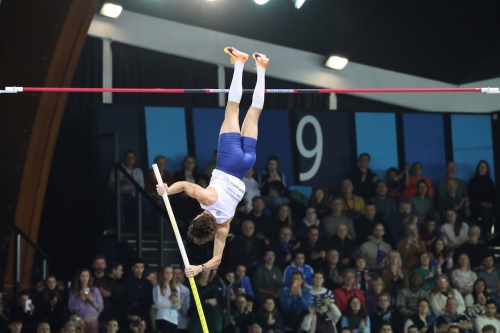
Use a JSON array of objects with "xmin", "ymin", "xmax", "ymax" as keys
[
  {"xmin": 255, "ymin": 0, "xmax": 270, "ymax": 4},
  {"xmin": 325, "ymin": 56, "xmax": 349, "ymax": 70},
  {"xmin": 294, "ymin": 0, "xmax": 306, "ymax": 9},
  {"xmin": 100, "ymin": 3, "xmax": 123, "ymax": 18}
]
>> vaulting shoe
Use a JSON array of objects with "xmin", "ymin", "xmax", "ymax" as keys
[
  {"xmin": 223, "ymin": 46, "xmax": 249, "ymax": 64},
  {"xmin": 252, "ymin": 52, "xmax": 269, "ymax": 69}
]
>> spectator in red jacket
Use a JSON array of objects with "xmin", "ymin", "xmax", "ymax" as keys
[{"xmin": 333, "ymin": 269, "xmax": 366, "ymax": 312}]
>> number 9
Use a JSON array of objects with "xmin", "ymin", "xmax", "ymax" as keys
[{"xmin": 296, "ymin": 115, "xmax": 323, "ymax": 181}]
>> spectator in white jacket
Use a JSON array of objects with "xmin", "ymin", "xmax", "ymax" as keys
[
  {"xmin": 154, "ymin": 266, "xmax": 181, "ymax": 333},
  {"xmin": 431, "ymin": 274, "xmax": 466, "ymax": 317},
  {"xmin": 173, "ymin": 268, "xmax": 190, "ymax": 333}
]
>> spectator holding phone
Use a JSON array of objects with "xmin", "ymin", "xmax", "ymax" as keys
[
  {"xmin": 153, "ymin": 265, "xmax": 181, "ymax": 333},
  {"xmin": 10, "ymin": 290, "xmax": 36, "ymax": 333},
  {"xmin": 68, "ymin": 268, "xmax": 103, "ymax": 333}
]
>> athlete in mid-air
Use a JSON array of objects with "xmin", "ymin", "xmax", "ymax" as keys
[{"xmin": 156, "ymin": 46, "xmax": 269, "ymax": 277}]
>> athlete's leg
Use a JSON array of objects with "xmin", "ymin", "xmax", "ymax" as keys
[
  {"xmin": 220, "ymin": 47, "xmax": 248, "ymax": 134},
  {"xmin": 241, "ymin": 52, "xmax": 268, "ymax": 140}
]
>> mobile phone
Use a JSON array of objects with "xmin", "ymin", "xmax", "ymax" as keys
[
  {"xmin": 25, "ymin": 299, "xmax": 32, "ymax": 311},
  {"xmin": 131, "ymin": 321, "xmax": 139, "ymax": 328},
  {"xmin": 83, "ymin": 287, "xmax": 90, "ymax": 294}
]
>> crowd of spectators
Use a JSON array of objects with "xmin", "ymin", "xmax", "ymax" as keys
[{"xmin": 28, "ymin": 151, "xmax": 493, "ymax": 333}]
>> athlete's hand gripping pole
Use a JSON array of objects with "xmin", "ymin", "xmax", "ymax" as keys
[{"xmin": 152, "ymin": 164, "xmax": 209, "ymax": 333}]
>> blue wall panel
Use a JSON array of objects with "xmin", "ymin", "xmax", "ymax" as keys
[
  {"xmin": 355, "ymin": 112, "xmax": 398, "ymax": 178},
  {"xmin": 192, "ymin": 108, "xmax": 294, "ymax": 185},
  {"xmin": 403, "ymin": 113, "xmax": 446, "ymax": 183},
  {"xmin": 451, "ymin": 115, "xmax": 495, "ymax": 183},
  {"xmin": 145, "ymin": 107, "xmax": 188, "ymax": 173}
]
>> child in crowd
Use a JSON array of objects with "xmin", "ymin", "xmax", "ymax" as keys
[
  {"xmin": 420, "ymin": 216, "xmax": 439, "ymax": 249},
  {"xmin": 353, "ymin": 256, "xmax": 371, "ymax": 292}
]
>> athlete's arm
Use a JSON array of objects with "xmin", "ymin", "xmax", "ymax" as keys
[
  {"xmin": 184, "ymin": 222, "xmax": 229, "ymax": 277},
  {"xmin": 158, "ymin": 181, "xmax": 214, "ymax": 204}
]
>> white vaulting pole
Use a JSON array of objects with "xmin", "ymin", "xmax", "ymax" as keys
[{"xmin": 152, "ymin": 164, "xmax": 209, "ymax": 333}]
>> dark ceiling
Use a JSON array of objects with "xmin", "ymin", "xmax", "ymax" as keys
[{"xmin": 105, "ymin": 0, "xmax": 500, "ymax": 85}]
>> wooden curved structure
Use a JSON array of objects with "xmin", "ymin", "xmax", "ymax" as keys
[{"xmin": 0, "ymin": 0, "xmax": 99, "ymax": 295}]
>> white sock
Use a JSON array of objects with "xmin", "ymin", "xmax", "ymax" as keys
[
  {"xmin": 228, "ymin": 60, "xmax": 244, "ymax": 103},
  {"xmin": 251, "ymin": 66, "xmax": 266, "ymax": 109}
]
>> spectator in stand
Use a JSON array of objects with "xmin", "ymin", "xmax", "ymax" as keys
[
  {"xmin": 301, "ymin": 272, "xmax": 341, "ymax": 333},
  {"xmin": 456, "ymin": 226, "xmax": 487, "ymax": 271},
  {"xmin": 420, "ymin": 217, "xmax": 439, "ymax": 250},
  {"xmin": 272, "ymin": 205, "xmax": 294, "ymax": 239},
  {"xmin": 390, "ymin": 201, "xmax": 418, "ymax": 246},
  {"xmin": 437, "ymin": 161, "xmax": 467, "ymax": 203},
  {"xmin": 354, "ymin": 202, "xmax": 386, "ymax": 245},
  {"xmin": 438, "ymin": 179, "xmax": 471, "ymax": 220},
  {"xmin": 371, "ymin": 181, "xmax": 398, "ymax": 224},
  {"xmin": 203, "ymin": 149, "xmax": 217, "ymax": 179},
  {"xmin": 245, "ymin": 197, "xmax": 275, "ymax": 242},
  {"xmin": 172, "ymin": 155, "xmax": 203, "ymax": 221},
  {"xmin": 477, "ymin": 254, "xmax": 500, "ymax": 294},
  {"xmin": 340, "ymin": 296, "xmax": 371, "ymax": 333},
  {"xmin": 340, "ymin": 180, "xmax": 365, "ymax": 218},
  {"xmin": 435, "ymin": 297, "xmax": 472, "ymax": 333},
  {"xmin": 258, "ymin": 155, "xmax": 290, "ymax": 212},
  {"xmin": 381, "ymin": 251, "xmax": 408, "ymax": 298},
  {"xmin": 295, "ymin": 207, "xmax": 326, "ymax": 241},
  {"xmin": 386, "ymin": 167, "xmax": 406, "ymax": 206},
  {"xmin": 228, "ymin": 220, "xmax": 266, "ymax": 269},
  {"xmin": 431, "ymin": 239, "xmax": 454, "ymax": 276},
  {"xmin": 398, "ymin": 223, "xmax": 426, "ymax": 271},
  {"xmin": 468, "ymin": 160, "xmax": 496, "ymax": 236},
  {"xmin": 333, "ymin": 269, "xmax": 366, "ymax": 313},
  {"xmin": 403, "ymin": 298, "xmax": 436, "ymax": 333},
  {"xmin": 10, "ymin": 290, "xmax": 36, "ymax": 333},
  {"xmin": 360, "ymin": 223, "xmax": 391, "ymax": 270},
  {"xmin": 91, "ymin": 256, "xmax": 121, "ymax": 324},
  {"xmin": 247, "ymin": 324, "xmax": 262, "ymax": 333},
  {"xmin": 173, "ymin": 268, "xmax": 190, "ymax": 333},
  {"xmin": 441, "ymin": 208, "xmax": 469, "ymax": 250},
  {"xmin": 322, "ymin": 249, "xmax": 346, "ymax": 291},
  {"xmin": 231, "ymin": 265, "xmax": 255, "ymax": 300},
  {"xmin": 283, "ymin": 250, "xmax": 314, "ymax": 289},
  {"xmin": 188, "ymin": 270, "xmax": 227, "ymax": 333},
  {"xmin": 37, "ymin": 322, "xmax": 50, "ymax": 333},
  {"xmin": 369, "ymin": 292, "xmax": 402, "ymax": 332},
  {"xmin": 279, "ymin": 271, "xmax": 312, "ymax": 331},
  {"xmin": 408, "ymin": 179, "xmax": 435, "ymax": 223},
  {"xmin": 482, "ymin": 325, "xmax": 498, "ymax": 333},
  {"xmin": 35, "ymin": 275, "xmax": 66, "ymax": 333},
  {"xmin": 412, "ymin": 251, "xmax": 441, "ymax": 291},
  {"xmin": 68, "ymin": 314, "xmax": 86, "ymax": 333},
  {"xmin": 255, "ymin": 298, "xmax": 285, "ymax": 333},
  {"xmin": 68, "ymin": 268, "xmax": 103, "ymax": 333},
  {"xmin": 331, "ymin": 224, "xmax": 357, "ymax": 267},
  {"xmin": 144, "ymin": 269, "xmax": 158, "ymax": 288},
  {"xmin": 243, "ymin": 168, "xmax": 261, "ymax": 213},
  {"xmin": 349, "ymin": 153, "xmax": 379, "ymax": 200},
  {"xmin": 8, "ymin": 318, "xmax": 23, "ymax": 333},
  {"xmin": 431, "ymin": 275, "xmax": 466, "ymax": 317},
  {"xmin": 465, "ymin": 278, "xmax": 488, "ymax": 319},
  {"xmin": 108, "ymin": 262, "xmax": 124, "ymax": 280},
  {"xmin": 475, "ymin": 300, "xmax": 500, "ymax": 333},
  {"xmin": 403, "ymin": 162, "xmax": 434, "ymax": 201},
  {"xmin": 308, "ymin": 188, "xmax": 331, "ymax": 220},
  {"xmin": 153, "ymin": 265, "xmax": 181, "ymax": 333},
  {"xmin": 108, "ymin": 150, "xmax": 146, "ymax": 229},
  {"xmin": 267, "ymin": 226, "xmax": 297, "ymax": 270},
  {"xmin": 128, "ymin": 319, "xmax": 146, "ymax": 333},
  {"xmin": 300, "ymin": 226, "xmax": 328, "ymax": 271},
  {"xmin": 451, "ymin": 253, "xmax": 477, "ymax": 296},
  {"xmin": 365, "ymin": 278, "xmax": 386, "ymax": 315},
  {"xmin": 252, "ymin": 250, "xmax": 283, "ymax": 305},
  {"xmin": 122, "ymin": 258, "xmax": 153, "ymax": 322},
  {"xmin": 353, "ymin": 256, "xmax": 372, "ymax": 292},
  {"xmin": 396, "ymin": 272, "xmax": 429, "ymax": 321},
  {"xmin": 145, "ymin": 155, "xmax": 174, "ymax": 206},
  {"xmin": 323, "ymin": 197, "xmax": 357, "ymax": 241},
  {"xmin": 0, "ymin": 293, "xmax": 7, "ymax": 333}
]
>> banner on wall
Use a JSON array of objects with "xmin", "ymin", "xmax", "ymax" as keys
[{"xmin": 295, "ymin": 111, "xmax": 352, "ymax": 189}]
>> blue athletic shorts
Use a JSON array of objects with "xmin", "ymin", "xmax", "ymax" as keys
[{"xmin": 216, "ymin": 132, "xmax": 257, "ymax": 180}]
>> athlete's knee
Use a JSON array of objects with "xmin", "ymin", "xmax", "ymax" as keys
[{"xmin": 226, "ymin": 101, "xmax": 239, "ymax": 114}]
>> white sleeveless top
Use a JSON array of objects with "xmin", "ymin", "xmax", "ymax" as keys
[{"xmin": 200, "ymin": 169, "xmax": 245, "ymax": 224}]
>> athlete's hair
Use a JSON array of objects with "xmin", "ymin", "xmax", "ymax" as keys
[{"xmin": 188, "ymin": 212, "xmax": 218, "ymax": 244}]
